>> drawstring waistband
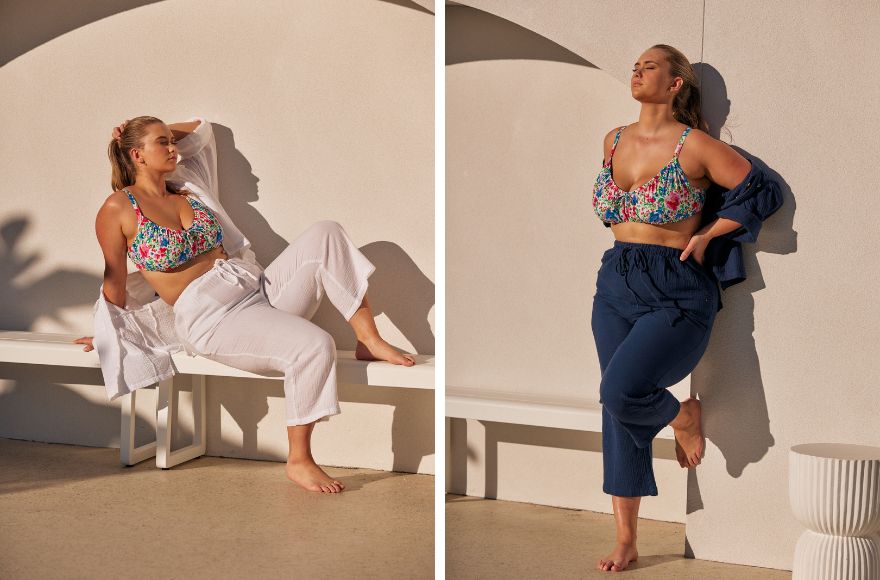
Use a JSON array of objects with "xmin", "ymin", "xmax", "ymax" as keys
[
  {"xmin": 611, "ymin": 245, "xmax": 702, "ymax": 328},
  {"xmin": 175, "ymin": 258, "xmax": 262, "ymax": 357},
  {"xmin": 214, "ymin": 258, "xmax": 260, "ymax": 286}
]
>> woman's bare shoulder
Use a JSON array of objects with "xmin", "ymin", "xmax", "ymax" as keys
[
  {"xmin": 600, "ymin": 125, "xmax": 625, "ymax": 163},
  {"xmin": 97, "ymin": 190, "xmax": 134, "ymax": 224},
  {"xmin": 104, "ymin": 189, "xmax": 131, "ymax": 207}
]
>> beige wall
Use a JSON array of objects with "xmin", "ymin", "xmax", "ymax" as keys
[
  {"xmin": 446, "ymin": 0, "xmax": 880, "ymax": 570},
  {"xmin": 0, "ymin": 0, "xmax": 434, "ymax": 474}
]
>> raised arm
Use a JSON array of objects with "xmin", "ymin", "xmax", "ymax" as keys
[{"xmin": 168, "ymin": 119, "xmax": 201, "ymax": 142}]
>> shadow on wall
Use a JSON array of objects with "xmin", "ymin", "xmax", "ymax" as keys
[
  {"xmin": 0, "ymin": 119, "xmax": 433, "ymax": 476},
  {"xmin": 211, "ymin": 123, "xmax": 435, "ymax": 355},
  {"xmin": 685, "ymin": 62, "xmax": 799, "ymax": 518},
  {"xmin": 0, "ymin": 0, "xmax": 434, "ymax": 67},
  {"xmin": 0, "ymin": 0, "xmax": 165, "ymax": 67},
  {"xmin": 378, "ymin": 0, "xmax": 435, "ymax": 16},
  {"xmin": 446, "ymin": 4, "xmax": 596, "ymax": 67},
  {"xmin": 445, "ymin": 4, "xmax": 799, "ymax": 515}
]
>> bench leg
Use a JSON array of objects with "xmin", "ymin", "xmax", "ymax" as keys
[
  {"xmin": 156, "ymin": 375, "xmax": 207, "ymax": 469},
  {"xmin": 120, "ymin": 387, "xmax": 158, "ymax": 466}
]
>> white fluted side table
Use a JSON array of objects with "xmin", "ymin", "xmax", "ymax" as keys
[{"xmin": 790, "ymin": 443, "xmax": 880, "ymax": 579}]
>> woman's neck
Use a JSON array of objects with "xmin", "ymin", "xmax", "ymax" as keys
[
  {"xmin": 636, "ymin": 103, "xmax": 678, "ymax": 135},
  {"xmin": 132, "ymin": 172, "xmax": 173, "ymax": 198}
]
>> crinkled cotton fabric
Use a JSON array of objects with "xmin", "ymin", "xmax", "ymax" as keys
[
  {"xmin": 592, "ymin": 241, "xmax": 719, "ymax": 496},
  {"xmin": 171, "ymin": 220, "xmax": 376, "ymax": 425}
]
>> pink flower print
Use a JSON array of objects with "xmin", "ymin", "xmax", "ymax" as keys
[
  {"xmin": 139, "ymin": 245, "xmax": 149, "ymax": 258},
  {"xmin": 666, "ymin": 193, "xmax": 680, "ymax": 211}
]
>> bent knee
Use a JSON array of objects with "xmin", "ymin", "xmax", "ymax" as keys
[
  {"xmin": 599, "ymin": 381, "xmax": 626, "ymax": 416},
  {"xmin": 310, "ymin": 327, "xmax": 337, "ymax": 358},
  {"xmin": 307, "ymin": 219, "xmax": 345, "ymax": 239}
]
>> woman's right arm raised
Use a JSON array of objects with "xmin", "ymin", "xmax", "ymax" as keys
[{"xmin": 95, "ymin": 194, "xmax": 129, "ymax": 309}]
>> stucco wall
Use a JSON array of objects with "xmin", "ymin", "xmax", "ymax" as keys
[
  {"xmin": 0, "ymin": 0, "xmax": 435, "ymax": 474},
  {"xmin": 446, "ymin": 0, "xmax": 880, "ymax": 570}
]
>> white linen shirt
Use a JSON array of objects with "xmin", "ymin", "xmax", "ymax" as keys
[{"xmin": 92, "ymin": 116, "xmax": 262, "ymax": 402}]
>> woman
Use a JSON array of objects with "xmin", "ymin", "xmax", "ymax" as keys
[
  {"xmin": 73, "ymin": 115, "xmax": 415, "ymax": 495},
  {"xmin": 590, "ymin": 45, "xmax": 783, "ymax": 571}
]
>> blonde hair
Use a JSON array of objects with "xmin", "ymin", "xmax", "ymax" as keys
[
  {"xmin": 650, "ymin": 44, "xmax": 708, "ymax": 133},
  {"xmin": 108, "ymin": 115, "xmax": 182, "ymax": 192}
]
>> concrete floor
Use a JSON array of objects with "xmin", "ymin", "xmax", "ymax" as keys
[
  {"xmin": 446, "ymin": 495, "xmax": 791, "ymax": 579},
  {"xmin": 0, "ymin": 438, "xmax": 434, "ymax": 580}
]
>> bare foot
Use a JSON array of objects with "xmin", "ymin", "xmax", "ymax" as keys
[
  {"xmin": 673, "ymin": 398, "xmax": 705, "ymax": 468},
  {"xmin": 356, "ymin": 338, "xmax": 416, "ymax": 366},
  {"xmin": 285, "ymin": 458, "xmax": 345, "ymax": 493},
  {"xmin": 597, "ymin": 542, "xmax": 639, "ymax": 572},
  {"xmin": 675, "ymin": 437, "xmax": 688, "ymax": 468}
]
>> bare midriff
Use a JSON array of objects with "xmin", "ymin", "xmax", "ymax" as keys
[
  {"xmin": 610, "ymin": 211, "xmax": 702, "ymax": 251},
  {"xmin": 139, "ymin": 244, "xmax": 229, "ymax": 307}
]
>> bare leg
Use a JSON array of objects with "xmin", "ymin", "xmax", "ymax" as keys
[
  {"xmin": 349, "ymin": 294, "xmax": 416, "ymax": 366},
  {"xmin": 668, "ymin": 397, "xmax": 704, "ymax": 468},
  {"xmin": 597, "ymin": 496, "xmax": 641, "ymax": 571},
  {"xmin": 285, "ymin": 421, "xmax": 345, "ymax": 493}
]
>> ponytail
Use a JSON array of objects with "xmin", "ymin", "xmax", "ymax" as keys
[{"xmin": 108, "ymin": 115, "xmax": 165, "ymax": 191}]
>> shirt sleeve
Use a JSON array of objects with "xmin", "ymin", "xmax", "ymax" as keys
[
  {"xmin": 172, "ymin": 116, "xmax": 219, "ymax": 199},
  {"xmin": 715, "ymin": 162, "xmax": 784, "ymax": 244}
]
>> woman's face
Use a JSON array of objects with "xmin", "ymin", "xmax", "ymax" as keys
[
  {"xmin": 631, "ymin": 49, "xmax": 680, "ymax": 104},
  {"xmin": 131, "ymin": 123, "xmax": 178, "ymax": 172}
]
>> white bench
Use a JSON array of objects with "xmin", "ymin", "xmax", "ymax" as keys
[
  {"xmin": 0, "ymin": 330, "xmax": 435, "ymax": 469},
  {"xmin": 446, "ymin": 385, "xmax": 675, "ymax": 439},
  {"xmin": 445, "ymin": 385, "xmax": 678, "ymax": 492}
]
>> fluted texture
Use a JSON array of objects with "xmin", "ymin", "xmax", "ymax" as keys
[
  {"xmin": 790, "ymin": 445, "xmax": 880, "ymax": 579},
  {"xmin": 793, "ymin": 532, "xmax": 879, "ymax": 580},
  {"xmin": 790, "ymin": 450, "xmax": 880, "ymax": 537}
]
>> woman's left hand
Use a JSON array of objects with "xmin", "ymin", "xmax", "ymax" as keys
[{"xmin": 679, "ymin": 233, "xmax": 711, "ymax": 266}]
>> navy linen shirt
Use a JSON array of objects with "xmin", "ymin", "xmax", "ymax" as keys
[
  {"xmin": 602, "ymin": 153, "xmax": 784, "ymax": 312},
  {"xmin": 699, "ymin": 154, "xmax": 784, "ymax": 310}
]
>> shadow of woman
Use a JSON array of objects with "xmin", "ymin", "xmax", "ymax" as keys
[
  {"xmin": 685, "ymin": 63, "xmax": 798, "ymax": 518},
  {"xmin": 212, "ymin": 123, "xmax": 434, "ymax": 473}
]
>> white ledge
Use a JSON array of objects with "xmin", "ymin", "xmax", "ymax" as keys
[
  {"xmin": 0, "ymin": 331, "xmax": 434, "ymax": 390},
  {"xmin": 446, "ymin": 385, "xmax": 674, "ymax": 440}
]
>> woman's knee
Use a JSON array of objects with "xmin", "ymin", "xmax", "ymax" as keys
[
  {"xmin": 306, "ymin": 219, "xmax": 345, "ymax": 240},
  {"xmin": 309, "ymin": 327, "xmax": 337, "ymax": 360},
  {"xmin": 599, "ymin": 379, "xmax": 627, "ymax": 418}
]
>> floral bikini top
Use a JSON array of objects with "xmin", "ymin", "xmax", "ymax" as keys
[
  {"xmin": 124, "ymin": 187, "xmax": 223, "ymax": 272},
  {"xmin": 593, "ymin": 125, "xmax": 706, "ymax": 225}
]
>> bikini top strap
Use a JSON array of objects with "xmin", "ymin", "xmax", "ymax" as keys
[
  {"xmin": 122, "ymin": 187, "xmax": 143, "ymax": 219},
  {"xmin": 609, "ymin": 125, "xmax": 626, "ymax": 158},
  {"xmin": 673, "ymin": 126, "xmax": 691, "ymax": 158}
]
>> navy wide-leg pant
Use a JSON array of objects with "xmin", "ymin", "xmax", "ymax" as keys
[{"xmin": 591, "ymin": 240, "xmax": 720, "ymax": 497}]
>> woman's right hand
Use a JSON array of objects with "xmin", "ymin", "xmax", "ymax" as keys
[
  {"xmin": 73, "ymin": 336, "xmax": 94, "ymax": 352},
  {"xmin": 112, "ymin": 120, "xmax": 129, "ymax": 141}
]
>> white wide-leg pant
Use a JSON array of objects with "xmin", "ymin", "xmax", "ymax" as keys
[{"xmin": 172, "ymin": 220, "xmax": 376, "ymax": 425}]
